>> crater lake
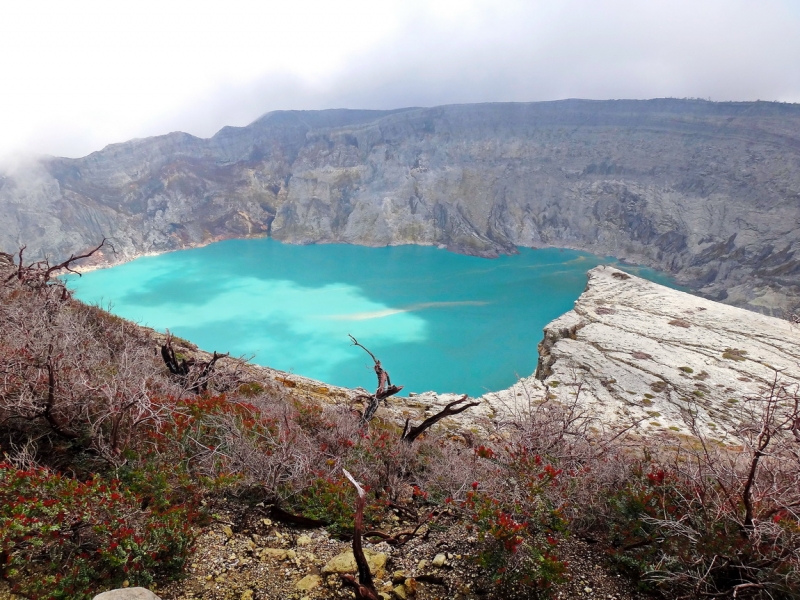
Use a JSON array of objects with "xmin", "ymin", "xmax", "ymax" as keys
[{"xmin": 65, "ymin": 239, "xmax": 676, "ymax": 397}]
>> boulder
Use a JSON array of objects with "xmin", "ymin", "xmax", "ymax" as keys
[
  {"xmin": 260, "ymin": 548, "xmax": 288, "ymax": 560},
  {"xmin": 295, "ymin": 574, "xmax": 322, "ymax": 591},
  {"xmin": 93, "ymin": 589, "xmax": 161, "ymax": 600},
  {"xmin": 321, "ymin": 549, "xmax": 387, "ymax": 576}
]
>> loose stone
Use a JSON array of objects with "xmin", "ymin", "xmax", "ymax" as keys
[{"xmin": 295, "ymin": 574, "xmax": 322, "ymax": 591}]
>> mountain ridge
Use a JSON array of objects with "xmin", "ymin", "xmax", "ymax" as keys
[{"xmin": 2, "ymin": 98, "xmax": 799, "ymax": 314}]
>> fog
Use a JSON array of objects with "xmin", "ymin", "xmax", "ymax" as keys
[{"xmin": 2, "ymin": 0, "xmax": 799, "ymax": 161}]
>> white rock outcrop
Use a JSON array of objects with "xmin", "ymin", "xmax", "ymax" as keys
[{"xmin": 484, "ymin": 266, "xmax": 800, "ymax": 440}]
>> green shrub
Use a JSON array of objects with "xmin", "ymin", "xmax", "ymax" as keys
[
  {"xmin": 596, "ymin": 465, "xmax": 800, "ymax": 598},
  {"xmin": 650, "ymin": 380, "xmax": 668, "ymax": 393},
  {"xmin": 0, "ymin": 463, "xmax": 200, "ymax": 599},
  {"xmin": 284, "ymin": 473, "xmax": 388, "ymax": 535},
  {"xmin": 722, "ymin": 348, "xmax": 747, "ymax": 361},
  {"xmin": 460, "ymin": 446, "xmax": 569, "ymax": 597}
]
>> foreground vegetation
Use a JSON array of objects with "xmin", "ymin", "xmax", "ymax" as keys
[{"xmin": 0, "ymin": 247, "xmax": 798, "ymax": 599}]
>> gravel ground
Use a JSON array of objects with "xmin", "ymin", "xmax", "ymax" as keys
[{"xmin": 154, "ymin": 500, "xmax": 650, "ymax": 600}]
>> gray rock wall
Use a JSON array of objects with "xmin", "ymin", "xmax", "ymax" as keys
[{"xmin": 2, "ymin": 99, "xmax": 800, "ymax": 313}]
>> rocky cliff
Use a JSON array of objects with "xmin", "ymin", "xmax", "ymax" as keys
[
  {"xmin": 480, "ymin": 265, "xmax": 800, "ymax": 440},
  {"xmin": 2, "ymin": 99, "xmax": 800, "ymax": 313}
]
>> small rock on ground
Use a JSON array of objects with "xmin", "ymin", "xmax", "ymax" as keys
[{"xmin": 93, "ymin": 589, "xmax": 162, "ymax": 600}]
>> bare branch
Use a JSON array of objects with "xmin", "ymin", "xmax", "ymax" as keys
[
  {"xmin": 348, "ymin": 335, "xmax": 403, "ymax": 423},
  {"xmin": 401, "ymin": 395, "xmax": 480, "ymax": 443},
  {"xmin": 364, "ymin": 515, "xmax": 431, "ymax": 546},
  {"xmin": 340, "ymin": 468, "xmax": 379, "ymax": 600},
  {"xmin": 348, "ymin": 334, "xmax": 378, "ymax": 365},
  {"xmin": 3, "ymin": 239, "xmax": 114, "ymax": 302},
  {"xmin": 160, "ymin": 331, "xmax": 230, "ymax": 394},
  {"xmin": 349, "ymin": 334, "xmax": 404, "ymax": 401},
  {"xmin": 44, "ymin": 238, "xmax": 114, "ymax": 279}
]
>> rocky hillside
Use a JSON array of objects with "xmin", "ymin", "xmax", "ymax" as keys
[
  {"xmin": 2, "ymin": 99, "xmax": 800, "ymax": 313},
  {"xmin": 1, "ymin": 248, "xmax": 799, "ymax": 599}
]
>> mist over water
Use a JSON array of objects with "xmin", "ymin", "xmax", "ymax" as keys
[{"xmin": 65, "ymin": 239, "xmax": 676, "ymax": 396}]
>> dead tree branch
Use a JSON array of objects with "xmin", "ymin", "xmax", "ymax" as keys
[
  {"xmin": 268, "ymin": 505, "xmax": 328, "ymax": 528},
  {"xmin": 340, "ymin": 468, "xmax": 379, "ymax": 600},
  {"xmin": 4, "ymin": 239, "xmax": 113, "ymax": 293},
  {"xmin": 348, "ymin": 335, "xmax": 403, "ymax": 423},
  {"xmin": 160, "ymin": 331, "xmax": 229, "ymax": 394},
  {"xmin": 349, "ymin": 335, "xmax": 403, "ymax": 401},
  {"xmin": 44, "ymin": 238, "xmax": 113, "ymax": 279},
  {"xmin": 161, "ymin": 332, "xmax": 191, "ymax": 377},
  {"xmin": 364, "ymin": 513, "xmax": 432, "ymax": 546},
  {"xmin": 400, "ymin": 394, "xmax": 479, "ymax": 443}
]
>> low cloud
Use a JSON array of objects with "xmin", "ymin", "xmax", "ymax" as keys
[{"xmin": 2, "ymin": 0, "xmax": 799, "ymax": 161}]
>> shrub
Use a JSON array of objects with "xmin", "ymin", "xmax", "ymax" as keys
[
  {"xmin": 465, "ymin": 487, "xmax": 568, "ymax": 595},
  {"xmin": 465, "ymin": 488, "xmax": 567, "ymax": 596},
  {"xmin": 668, "ymin": 318, "xmax": 691, "ymax": 328},
  {"xmin": 722, "ymin": 348, "xmax": 748, "ymax": 361},
  {"xmin": 0, "ymin": 265, "xmax": 178, "ymax": 465},
  {"xmin": 579, "ymin": 376, "xmax": 800, "ymax": 598},
  {"xmin": 283, "ymin": 472, "xmax": 390, "ymax": 534},
  {"xmin": 598, "ymin": 462, "xmax": 800, "ymax": 597},
  {"xmin": 0, "ymin": 463, "xmax": 200, "ymax": 599}
]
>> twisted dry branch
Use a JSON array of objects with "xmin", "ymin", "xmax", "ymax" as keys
[
  {"xmin": 340, "ymin": 468, "xmax": 379, "ymax": 600},
  {"xmin": 401, "ymin": 394, "xmax": 480, "ymax": 443}
]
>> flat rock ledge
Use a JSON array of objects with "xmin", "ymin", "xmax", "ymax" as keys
[{"xmin": 481, "ymin": 265, "xmax": 800, "ymax": 440}]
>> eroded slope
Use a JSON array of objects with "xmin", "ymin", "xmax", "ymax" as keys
[{"xmin": 2, "ymin": 99, "xmax": 800, "ymax": 313}]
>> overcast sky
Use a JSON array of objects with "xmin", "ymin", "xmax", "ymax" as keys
[{"xmin": 2, "ymin": 0, "xmax": 799, "ymax": 161}]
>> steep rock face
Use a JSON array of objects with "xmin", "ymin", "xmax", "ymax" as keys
[
  {"xmin": 486, "ymin": 266, "xmax": 800, "ymax": 439},
  {"xmin": 2, "ymin": 100, "xmax": 800, "ymax": 313}
]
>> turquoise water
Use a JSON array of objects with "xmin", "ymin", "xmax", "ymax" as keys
[{"xmin": 64, "ymin": 240, "xmax": 676, "ymax": 397}]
